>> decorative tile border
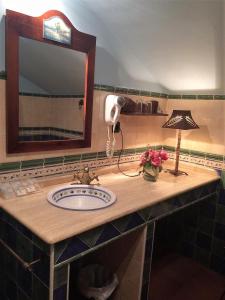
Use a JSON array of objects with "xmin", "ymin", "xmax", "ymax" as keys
[
  {"xmin": 94, "ymin": 84, "xmax": 167, "ymax": 98},
  {"xmin": 0, "ymin": 145, "xmax": 224, "ymax": 182},
  {"xmin": 19, "ymin": 127, "xmax": 83, "ymax": 141},
  {"xmin": 20, "ymin": 92, "xmax": 84, "ymax": 98},
  {"xmin": 1, "ymin": 74, "xmax": 225, "ymax": 100},
  {"xmin": 94, "ymin": 83, "xmax": 225, "ymax": 100}
]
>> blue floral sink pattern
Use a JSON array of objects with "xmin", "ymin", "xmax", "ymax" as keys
[{"xmin": 47, "ymin": 184, "xmax": 116, "ymax": 211}]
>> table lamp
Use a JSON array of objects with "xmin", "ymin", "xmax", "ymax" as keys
[{"xmin": 162, "ymin": 110, "xmax": 199, "ymax": 176}]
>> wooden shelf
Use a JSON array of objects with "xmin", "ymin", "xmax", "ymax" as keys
[{"xmin": 121, "ymin": 112, "xmax": 168, "ymax": 116}]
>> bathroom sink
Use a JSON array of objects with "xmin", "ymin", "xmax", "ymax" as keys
[{"xmin": 47, "ymin": 184, "xmax": 116, "ymax": 211}]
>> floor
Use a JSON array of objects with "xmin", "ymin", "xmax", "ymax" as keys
[{"xmin": 149, "ymin": 254, "xmax": 225, "ymax": 300}]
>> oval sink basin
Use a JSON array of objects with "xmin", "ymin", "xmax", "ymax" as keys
[{"xmin": 47, "ymin": 184, "xmax": 116, "ymax": 211}]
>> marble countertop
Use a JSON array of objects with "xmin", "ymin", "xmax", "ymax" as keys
[{"xmin": 0, "ymin": 161, "xmax": 220, "ymax": 244}]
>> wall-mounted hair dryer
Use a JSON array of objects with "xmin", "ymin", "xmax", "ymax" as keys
[{"xmin": 105, "ymin": 95, "xmax": 127, "ymax": 158}]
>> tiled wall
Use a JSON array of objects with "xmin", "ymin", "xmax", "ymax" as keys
[
  {"xmin": 158, "ymin": 187, "xmax": 225, "ymax": 277},
  {"xmin": 0, "ymin": 79, "xmax": 166, "ymax": 164},
  {"xmin": 2, "ymin": 77, "xmax": 225, "ymax": 173},
  {"xmin": 19, "ymin": 95, "xmax": 84, "ymax": 132},
  {"xmin": 164, "ymin": 99, "xmax": 225, "ymax": 155}
]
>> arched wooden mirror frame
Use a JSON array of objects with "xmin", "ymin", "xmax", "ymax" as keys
[{"xmin": 6, "ymin": 9, "xmax": 96, "ymax": 153}]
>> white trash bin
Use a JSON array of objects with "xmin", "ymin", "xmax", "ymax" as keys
[{"xmin": 78, "ymin": 264, "xmax": 119, "ymax": 300}]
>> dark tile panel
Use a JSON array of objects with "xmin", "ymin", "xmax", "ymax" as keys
[
  {"xmin": 32, "ymin": 247, "xmax": 50, "ymax": 286},
  {"xmin": 4, "ymin": 276, "xmax": 18, "ymax": 300},
  {"xmin": 53, "ymin": 285, "xmax": 67, "ymax": 300},
  {"xmin": 17, "ymin": 263, "xmax": 32, "ymax": 297},
  {"xmin": 194, "ymin": 246, "xmax": 210, "ymax": 266},
  {"xmin": 32, "ymin": 275, "xmax": 49, "ymax": 300},
  {"xmin": 141, "ymin": 223, "xmax": 154, "ymax": 300},
  {"xmin": 210, "ymin": 255, "xmax": 225, "ymax": 275},
  {"xmin": 196, "ymin": 232, "xmax": 212, "ymax": 251},
  {"xmin": 125, "ymin": 213, "xmax": 145, "ymax": 231},
  {"xmin": 212, "ymin": 238, "xmax": 225, "ymax": 258},
  {"xmin": 57, "ymin": 237, "xmax": 89, "ymax": 263},
  {"xmin": 95, "ymin": 224, "xmax": 120, "ymax": 245},
  {"xmin": 197, "ymin": 216, "xmax": 214, "ymax": 235},
  {"xmin": 0, "ymin": 210, "xmax": 50, "ymax": 254},
  {"xmin": 214, "ymin": 223, "xmax": 225, "ymax": 241}
]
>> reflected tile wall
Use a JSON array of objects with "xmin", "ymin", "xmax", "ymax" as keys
[{"xmin": 0, "ymin": 79, "xmax": 166, "ymax": 163}]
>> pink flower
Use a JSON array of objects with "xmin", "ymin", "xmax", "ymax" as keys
[
  {"xmin": 140, "ymin": 152, "xmax": 148, "ymax": 166},
  {"xmin": 148, "ymin": 149, "xmax": 158, "ymax": 158},
  {"xmin": 151, "ymin": 156, "xmax": 162, "ymax": 167},
  {"xmin": 140, "ymin": 148, "xmax": 168, "ymax": 168},
  {"xmin": 159, "ymin": 149, "xmax": 168, "ymax": 161}
]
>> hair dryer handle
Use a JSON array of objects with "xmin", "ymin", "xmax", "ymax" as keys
[{"xmin": 112, "ymin": 104, "xmax": 120, "ymax": 126}]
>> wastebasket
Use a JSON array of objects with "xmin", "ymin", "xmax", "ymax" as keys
[{"xmin": 77, "ymin": 264, "xmax": 119, "ymax": 300}]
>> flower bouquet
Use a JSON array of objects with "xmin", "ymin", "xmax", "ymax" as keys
[{"xmin": 140, "ymin": 148, "xmax": 168, "ymax": 181}]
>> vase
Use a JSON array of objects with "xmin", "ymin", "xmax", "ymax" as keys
[{"xmin": 143, "ymin": 166, "xmax": 160, "ymax": 182}]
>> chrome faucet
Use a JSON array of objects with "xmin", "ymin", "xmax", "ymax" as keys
[{"xmin": 73, "ymin": 166, "xmax": 99, "ymax": 185}]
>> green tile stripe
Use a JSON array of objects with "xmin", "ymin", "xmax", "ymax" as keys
[
  {"xmin": 0, "ymin": 146, "xmax": 224, "ymax": 175},
  {"xmin": 0, "ymin": 162, "xmax": 21, "ymax": 172},
  {"xmin": 197, "ymin": 95, "xmax": 213, "ymax": 100},
  {"xmin": 44, "ymin": 157, "xmax": 64, "ymax": 166},
  {"xmin": 162, "ymin": 145, "xmax": 224, "ymax": 163},
  {"xmin": 214, "ymin": 95, "xmax": 225, "ymax": 100},
  {"xmin": 1, "ymin": 77, "xmax": 225, "ymax": 100},
  {"xmin": 21, "ymin": 159, "xmax": 44, "ymax": 169},
  {"xmin": 0, "ymin": 71, "xmax": 6, "ymax": 80},
  {"xmin": 207, "ymin": 153, "xmax": 224, "ymax": 162},
  {"xmin": 82, "ymin": 152, "xmax": 98, "ymax": 160},
  {"xmin": 94, "ymin": 84, "xmax": 167, "ymax": 98},
  {"xmin": 190, "ymin": 150, "xmax": 206, "ymax": 158},
  {"xmin": 64, "ymin": 154, "xmax": 81, "ymax": 163},
  {"xmin": 182, "ymin": 95, "xmax": 197, "ymax": 100},
  {"xmin": 19, "ymin": 92, "xmax": 84, "ymax": 98}
]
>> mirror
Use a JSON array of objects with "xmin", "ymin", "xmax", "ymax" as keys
[
  {"xmin": 6, "ymin": 10, "xmax": 96, "ymax": 153},
  {"xmin": 19, "ymin": 37, "xmax": 85, "ymax": 142}
]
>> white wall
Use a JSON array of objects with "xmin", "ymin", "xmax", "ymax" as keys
[
  {"xmin": 20, "ymin": 76, "xmax": 49, "ymax": 94},
  {"xmin": 0, "ymin": 0, "xmax": 224, "ymax": 93}
]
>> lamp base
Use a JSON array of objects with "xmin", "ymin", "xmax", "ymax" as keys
[{"xmin": 165, "ymin": 169, "xmax": 188, "ymax": 176}]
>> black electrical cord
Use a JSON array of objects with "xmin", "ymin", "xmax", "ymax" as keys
[{"xmin": 117, "ymin": 128, "xmax": 142, "ymax": 177}]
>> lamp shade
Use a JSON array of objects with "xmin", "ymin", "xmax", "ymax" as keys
[{"xmin": 162, "ymin": 110, "xmax": 199, "ymax": 130}]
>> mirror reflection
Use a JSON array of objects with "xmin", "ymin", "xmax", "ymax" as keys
[{"xmin": 19, "ymin": 37, "xmax": 86, "ymax": 142}]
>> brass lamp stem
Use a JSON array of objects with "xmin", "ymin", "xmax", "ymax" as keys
[{"xmin": 174, "ymin": 129, "xmax": 182, "ymax": 175}]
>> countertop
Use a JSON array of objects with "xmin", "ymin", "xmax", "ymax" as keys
[{"xmin": 0, "ymin": 161, "xmax": 220, "ymax": 244}]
